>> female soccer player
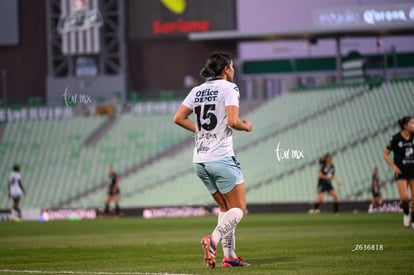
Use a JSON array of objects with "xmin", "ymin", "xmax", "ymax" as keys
[
  {"xmin": 8, "ymin": 165, "xmax": 25, "ymax": 219},
  {"xmin": 104, "ymin": 166, "xmax": 121, "ymax": 216},
  {"xmin": 309, "ymin": 154, "xmax": 342, "ymax": 214},
  {"xmin": 383, "ymin": 116, "xmax": 414, "ymax": 228},
  {"xmin": 370, "ymin": 166, "xmax": 383, "ymax": 211},
  {"xmin": 174, "ymin": 52, "xmax": 252, "ymax": 268}
]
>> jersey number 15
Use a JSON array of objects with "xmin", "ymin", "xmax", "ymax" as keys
[{"xmin": 195, "ymin": 104, "xmax": 217, "ymax": 131}]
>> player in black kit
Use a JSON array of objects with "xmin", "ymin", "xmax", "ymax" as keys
[
  {"xmin": 309, "ymin": 154, "xmax": 342, "ymax": 215},
  {"xmin": 104, "ymin": 166, "xmax": 121, "ymax": 216},
  {"xmin": 384, "ymin": 116, "xmax": 414, "ymax": 228},
  {"xmin": 370, "ymin": 166, "xmax": 383, "ymax": 211}
]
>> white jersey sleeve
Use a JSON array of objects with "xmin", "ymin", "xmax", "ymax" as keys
[
  {"xmin": 182, "ymin": 88, "xmax": 196, "ymax": 110},
  {"xmin": 224, "ymin": 85, "xmax": 240, "ymax": 107}
]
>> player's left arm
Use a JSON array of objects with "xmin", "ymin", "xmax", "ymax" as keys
[
  {"xmin": 19, "ymin": 180, "xmax": 25, "ymax": 194},
  {"xmin": 226, "ymin": 105, "xmax": 252, "ymax": 132}
]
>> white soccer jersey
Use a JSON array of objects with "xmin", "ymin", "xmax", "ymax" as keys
[
  {"xmin": 182, "ymin": 78, "xmax": 240, "ymax": 163},
  {"xmin": 9, "ymin": 171, "xmax": 22, "ymax": 195}
]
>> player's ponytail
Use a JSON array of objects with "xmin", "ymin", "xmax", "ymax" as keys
[
  {"xmin": 200, "ymin": 66, "xmax": 216, "ymax": 78},
  {"xmin": 398, "ymin": 116, "xmax": 412, "ymax": 130},
  {"xmin": 200, "ymin": 52, "xmax": 232, "ymax": 79}
]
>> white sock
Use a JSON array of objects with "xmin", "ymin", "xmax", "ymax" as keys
[
  {"xmin": 218, "ymin": 211, "xmax": 225, "ymax": 223},
  {"xmin": 221, "ymin": 229, "xmax": 237, "ymax": 258},
  {"xmin": 212, "ymin": 208, "xmax": 243, "ymax": 247},
  {"xmin": 219, "ymin": 211, "xmax": 237, "ymax": 258}
]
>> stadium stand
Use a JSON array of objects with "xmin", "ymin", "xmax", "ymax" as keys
[
  {"xmin": 0, "ymin": 112, "xmax": 190, "ymax": 209},
  {"xmin": 0, "ymin": 80, "xmax": 412, "ymax": 209},
  {"xmin": 109, "ymin": 80, "xmax": 412, "ymax": 207},
  {"xmin": 0, "ymin": 116, "xmax": 106, "ymax": 208},
  {"xmin": 244, "ymin": 81, "xmax": 413, "ymax": 204},
  {"xmin": 70, "ymin": 84, "xmax": 369, "ymax": 207}
]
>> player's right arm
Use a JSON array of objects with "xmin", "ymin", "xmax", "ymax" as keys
[
  {"xmin": 7, "ymin": 176, "xmax": 10, "ymax": 196},
  {"xmin": 318, "ymin": 171, "xmax": 328, "ymax": 180},
  {"xmin": 332, "ymin": 175, "xmax": 342, "ymax": 186},
  {"xmin": 114, "ymin": 178, "xmax": 120, "ymax": 192},
  {"xmin": 174, "ymin": 105, "xmax": 196, "ymax": 133}
]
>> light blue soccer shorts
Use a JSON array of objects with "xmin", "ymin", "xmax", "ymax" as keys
[
  {"xmin": 10, "ymin": 190, "xmax": 23, "ymax": 199},
  {"xmin": 193, "ymin": 156, "xmax": 244, "ymax": 195}
]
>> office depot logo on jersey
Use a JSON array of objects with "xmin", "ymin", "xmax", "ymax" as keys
[{"xmin": 194, "ymin": 89, "xmax": 218, "ymax": 103}]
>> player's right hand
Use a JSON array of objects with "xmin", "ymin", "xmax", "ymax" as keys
[{"xmin": 392, "ymin": 165, "xmax": 401, "ymax": 175}]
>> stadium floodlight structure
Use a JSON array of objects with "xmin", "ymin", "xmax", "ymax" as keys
[{"xmin": 46, "ymin": 0, "xmax": 126, "ymax": 105}]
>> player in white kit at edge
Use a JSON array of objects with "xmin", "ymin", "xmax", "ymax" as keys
[
  {"xmin": 174, "ymin": 52, "xmax": 252, "ymax": 268},
  {"xmin": 8, "ymin": 165, "xmax": 25, "ymax": 220}
]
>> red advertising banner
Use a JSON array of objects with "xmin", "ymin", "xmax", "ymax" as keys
[{"xmin": 128, "ymin": 0, "xmax": 236, "ymax": 39}]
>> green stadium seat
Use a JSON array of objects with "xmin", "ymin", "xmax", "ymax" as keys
[{"xmin": 1, "ymin": 81, "xmax": 413, "ymax": 209}]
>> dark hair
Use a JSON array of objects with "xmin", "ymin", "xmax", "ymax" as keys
[
  {"xmin": 398, "ymin": 116, "xmax": 413, "ymax": 130},
  {"xmin": 319, "ymin": 153, "xmax": 332, "ymax": 164},
  {"xmin": 13, "ymin": 165, "xmax": 20, "ymax": 172},
  {"xmin": 200, "ymin": 52, "xmax": 232, "ymax": 78}
]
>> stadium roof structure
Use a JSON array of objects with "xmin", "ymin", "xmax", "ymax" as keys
[
  {"xmin": 188, "ymin": 27, "xmax": 414, "ymax": 42},
  {"xmin": 189, "ymin": 2, "xmax": 414, "ymax": 42},
  {"xmin": 188, "ymin": 24, "xmax": 414, "ymax": 81},
  {"xmin": 188, "ymin": 1, "xmax": 414, "ymax": 82}
]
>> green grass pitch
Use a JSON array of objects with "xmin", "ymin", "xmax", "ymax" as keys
[{"xmin": 0, "ymin": 212, "xmax": 413, "ymax": 274}]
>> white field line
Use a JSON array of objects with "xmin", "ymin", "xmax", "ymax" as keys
[{"xmin": 0, "ymin": 270, "xmax": 195, "ymax": 275}]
